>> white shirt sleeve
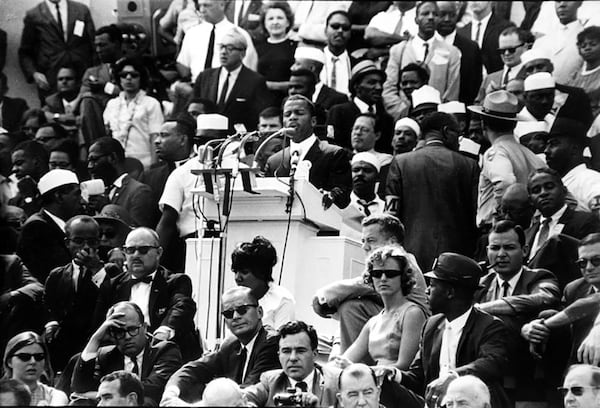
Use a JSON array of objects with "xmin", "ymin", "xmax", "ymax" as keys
[{"xmin": 159, "ymin": 167, "xmax": 185, "ymax": 213}]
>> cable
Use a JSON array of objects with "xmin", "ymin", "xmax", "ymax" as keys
[
  {"xmin": 278, "ymin": 202, "xmax": 293, "ymax": 285},
  {"xmin": 205, "ymin": 235, "xmax": 215, "ymax": 339}
]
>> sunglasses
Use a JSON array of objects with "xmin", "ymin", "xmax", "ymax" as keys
[
  {"xmin": 557, "ymin": 386, "xmax": 599, "ymax": 397},
  {"xmin": 497, "ymin": 44, "xmax": 524, "ymax": 54},
  {"xmin": 68, "ymin": 237, "xmax": 100, "ymax": 247},
  {"xmin": 119, "ymin": 71, "xmax": 140, "ymax": 79},
  {"xmin": 219, "ymin": 44, "xmax": 243, "ymax": 53},
  {"xmin": 222, "ymin": 304, "xmax": 257, "ymax": 319},
  {"xmin": 123, "ymin": 246, "xmax": 159, "ymax": 255},
  {"xmin": 575, "ymin": 256, "xmax": 600, "ymax": 270},
  {"xmin": 109, "ymin": 325, "xmax": 142, "ymax": 340},
  {"xmin": 370, "ymin": 269, "xmax": 403, "ymax": 279},
  {"xmin": 13, "ymin": 353, "xmax": 45, "ymax": 362},
  {"xmin": 329, "ymin": 23, "xmax": 351, "ymax": 31}
]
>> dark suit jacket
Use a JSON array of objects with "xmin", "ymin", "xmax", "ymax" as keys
[
  {"xmin": 18, "ymin": 0, "xmax": 95, "ymax": 90},
  {"xmin": 264, "ymin": 139, "xmax": 352, "ymax": 209},
  {"xmin": 315, "ymin": 85, "xmax": 348, "ymax": 111},
  {"xmin": 0, "ymin": 29, "xmax": 6, "ymax": 71},
  {"xmin": 454, "ymin": 33, "xmax": 483, "ymax": 105},
  {"xmin": 1, "ymin": 96, "xmax": 29, "ymax": 132},
  {"xmin": 400, "ymin": 309, "xmax": 510, "ymax": 408},
  {"xmin": 458, "ymin": 12, "xmax": 512, "ymax": 74},
  {"xmin": 555, "ymin": 83, "xmax": 594, "ymax": 128},
  {"xmin": 72, "ymin": 337, "xmax": 182, "ymax": 405},
  {"xmin": 43, "ymin": 92, "xmax": 67, "ymax": 114},
  {"xmin": 111, "ymin": 174, "xmax": 157, "ymax": 228},
  {"xmin": 528, "ymin": 233, "xmax": 582, "ymax": 292},
  {"xmin": 327, "ymin": 101, "xmax": 394, "ymax": 154},
  {"xmin": 385, "ymin": 144, "xmax": 479, "ymax": 271},
  {"xmin": 17, "ymin": 209, "xmax": 71, "ymax": 284},
  {"xmin": 244, "ymin": 364, "xmax": 341, "ymax": 407},
  {"xmin": 562, "ymin": 278, "xmax": 600, "ymax": 362},
  {"xmin": 166, "ymin": 326, "xmax": 280, "ymax": 402},
  {"xmin": 224, "ymin": 1, "xmax": 264, "ymax": 43},
  {"xmin": 140, "ymin": 162, "xmax": 173, "ymax": 203},
  {"xmin": 93, "ymin": 267, "xmax": 201, "ymax": 362},
  {"xmin": 193, "ymin": 65, "xmax": 272, "ymax": 132}
]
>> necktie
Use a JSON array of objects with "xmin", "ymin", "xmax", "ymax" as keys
[
  {"xmin": 296, "ymin": 381, "xmax": 308, "ymax": 393},
  {"xmin": 475, "ymin": 21, "xmax": 482, "ymax": 45},
  {"xmin": 237, "ymin": 0, "xmax": 246, "ymax": 26},
  {"xmin": 54, "ymin": 2, "xmax": 65, "ymax": 42},
  {"xmin": 238, "ymin": 346, "xmax": 248, "ymax": 383},
  {"xmin": 423, "ymin": 42, "xmax": 429, "ymax": 62},
  {"xmin": 76, "ymin": 266, "xmax": 89, "ymax": 291},
  {"xmin": 393, "ymin": 11, "xmax": 405, "ymax": 36},
  {"xmin": 134, "ymin": 275, "xmax": 153, "ymax": 285},
  {"xmin": 218, "ymin": 72, "xmax": 230, "ymax": 107},
  {"xmin": 131, "ymin": 357, "xmax": 139, "ymax": 375},
  {"xmin": 357, "ymin": 199, "xmax": 372, "ymax": 216},
  {"xmin": 368, "ymin": 104, "xmax": 374, "ymax": 114},
  {"xmin": 536, "ymin": 218, "xmax": 551, "ymax": 252},
  {"xmin": 503, "ymin": 67, "xmax": 511, "ymax": 86},
  {"xmin": 330, "ymin": 56, "xmax": 339, "ymax": 90},
  {"xmin": 205, "ymin": 24, "xmax": 216, "ymax": 69},
  {"xmin": 501, "ymin": 281, "xmax": 510, "ymax": 298}
]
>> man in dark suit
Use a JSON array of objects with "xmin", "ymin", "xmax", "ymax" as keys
[
  {"xmin": 224, "ymin": 0, "xmax": 264, "ymax": 43},
  {"xmin": 193, "ymin": 27, "xmax": 271, "ymax": 132},
  {"xmin": 73, "ymin": 301, "xmax": 183, "ymax": 405},
  {"xmin": 265, "ymin": 95, "xmax": 352, "ymax": 209},
  {"xmin": 437, "ymin": 1, "xmax": 483, "ymax": 105},
  {"xmin": 244, "ymin": 320, "xmax": 341, "ymax": 407},
  {"xmin": 458, "ymin": 1, "xmax": 512, "ymax": 75},
  {"xmin": 42, "ymin": 64, "xmax": 80, "ymax": 136},
  {"xmin": 18, "ymin": 0, "xmax": 95, "ymax": 101},
  {"xmin": 380, "ymin": 252, "xmax": 510, "ymax": 408},
  {"xmin": 44, "ymin": 215, "xmax": 114, "ymax": 372},
  {"xmin": 17, "ymin": 169, "xmax": 82, "ymax": 283},
  {"xmin": 93, "ymin": 227, "xmax": 202, "ymax": 363},
  {"xmin": 385, "ymin": 112, "xmax": 479, "ymax": 271},
  {"xmin": 328, "ymin": 60, "xmax": 394, "ymax": 154},
  {"xmin": 87, "ymin": 137, "xmax": 157, "ymax": 228},
  {"xmin": 161, "ymin": 286, "xmax": 280, "ymax": 404},
  {"xmin": 0, "ymin": 73, "xmax": 29, "ymax": 133}
]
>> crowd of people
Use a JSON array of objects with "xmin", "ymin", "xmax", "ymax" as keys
[{"xmin": 2, "ymin": 0, "xmax": 600, "ymax": 407}]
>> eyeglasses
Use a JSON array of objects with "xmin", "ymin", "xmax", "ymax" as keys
[
  {"xmin": 219, "ymin": 44, "xmax": 243, "ymax": 53},
  {"xmin": 222, "ymin": 304, "xmax": 257, "ymax": 319},
  {"xmin": 370, "ymin": 269, "xmax": 403, "ymax": 279},
  {"xmin": 13, "ymin": 352, "xmax": 45, "ymax": 362},
  {"xmin": 575, "ymin": 256, "xmax": 600, "ymax": 270},
  {"xmin": 109, "ymin": 325, "xmax": 142, "ymax": 339},
  {"xmin": 557, "ymin": 386, "xmax": 600, "ymax": 397},
  {"xmin": 497, "ymin": 44, "xmax": 524, "ymax": 54},
  {"xmin": 123, "ymin": 246, "xmax": 159, "ymax": 255},
  {"xmin": 99, "ymin": 229, "xmax": 117, "ymax": 239},
  {"xmin": 87, "ymin": 153, "xmax": 110, "ymax": 164},
  {"xmin": 119, "ymin": 71, "xmax": 141, "ymax": 79},
  {"xmin": 329, "ymin": 23, "xmax": 351, "ymax": 31},
  {"xmin": 68, "ymin": 237, "xmax": 100, "ymax": 247}
]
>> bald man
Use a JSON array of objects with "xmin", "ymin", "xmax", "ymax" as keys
[
  {"xmin": 336, "ymin": 364, "xmax": 381, "ymax": 408},
  {"xmin": 444, "ymin": 375, "xmax": 491, "ymax": 408},
  {"xmin": 199, "ymin": 378, "xmax": 247, "ymax": 407}
]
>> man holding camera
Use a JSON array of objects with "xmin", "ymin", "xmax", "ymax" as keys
[{"xmin": 244, "ymin": 320, "xmax": 341, "ymax": 407}]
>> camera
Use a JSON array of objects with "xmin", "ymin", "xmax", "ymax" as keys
[{"xmin": 274, "ymin": 387, "xmax": 303, "ymax": 407}]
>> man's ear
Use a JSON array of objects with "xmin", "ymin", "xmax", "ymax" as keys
[
  {"xmin": 256, "ymin": 305, "xmax": 263, "ymax": 320},
  {"xmin": 374, "ymin": 131, "xmax": 381, "ymax": 141},
  {"xmin": 126, "ymin": 392, "xmax": 138, "ymax": 406},
  {"xmin": 311, "ymin": 115, "xmax": 317, "ymax": 128},
  {"xmin": 336, "ymin": 393, "xmax": 343, "ymax": 405}
]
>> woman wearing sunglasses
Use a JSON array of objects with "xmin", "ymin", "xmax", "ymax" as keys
[
  {"xmin": 331, "ymin": 246, "xmax": 426, "ymax": 371},
  {"xmin": 2, "ymin": 331, "xmax": 68, "ymax": 406},
  {"xmin": 103, "ymin": 57, "xmax": 164, "ymax": 169}
]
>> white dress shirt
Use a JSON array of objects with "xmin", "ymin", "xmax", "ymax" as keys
[
  {"xmin": 353, "ymin": 97, "xmax": 375, "ymax": 114},
  {"xmin": 493, "ymin": 268, "xmax": 523, "ymax": 299},
  {"xmin": 349, "ymin": 192, "xmax": 385, "ymax": 217},
  {"xmin": 439, "ymin": 307, "xmax": 473, "ymax": 374},
  {"xmin": 241, "ymin": 330, "xmax": 259, "ymax": 381},
  {"xmin": 312, "ymin": 82, "xmax": 324, "ymax": 104},
  {"xmin": 108, "ymin": 173, "xmax": 128, "ymax": 200},
  {"xmin": 217, "ymin": 65, "xmax": 243, "ymax": 103},
  {"xmin": 438, "ymin": 30, "xmax": 457, "ymax": 46},
  {"xmin": 471, "ymin": 11, "xmax": 492, "ymax": 48},
  {"xmin": 290, "ymin": 134, "xmax": 317, "ymax": 162},
  {"xmin": 366, "ymin": 4, "xmax": 418, "ymax": 37},
  {"xmin": 412, "ymin": 35, "xmax": 435, "ymax": 62},
  {"xmin": 259, "ymin": 283, "xmax": 295, "ymax": 330},
  {"xmin": 45, "ymin": 0, "xmax": 68, "ymax": 41},
  {"xmin": 124, "ymin": 349, "xmax": 144, "ymax": 374},
  {"xmin": 130, "ymin": 272, "xmax": 157, "ymax": 325},
  {"xmin": 530, "ymin": 204, "xmax": 568, "ymax": 257},
  {"xmin": 289, "ymin": 369, "xmax": 315, "ymax": 393},
  {"xmin": 321, "ymin": 48, "xmax": 351, "ymax": 95}
]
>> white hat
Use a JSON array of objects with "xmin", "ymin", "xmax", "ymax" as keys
[
  {"xmin": 351, "ymin": 152, "xmax": 380, "ymax": 172},
  {"xmin": 524, "ymin": 72, "xmax": 555, "ymax": 92},
  {"xmin": 394, "ymin": 118, "xmax": 421, "ymax": 137},
  {"xmin": 411, "ymin": 85, "xmax": 441, "ymax": 108},
  {"xmin": 521, "ymin": 48, "xmax": 551, "ymax": 66},
  {"xmin": 514, "ymin": 121, "xmax": 549, "ymax": 139},
  {"xmin": 438, "ymin": 101, "xmax": 466, "ymax": 114},
  {"xmin": 294, "ymin": 46, "xmax": 325, "ymax": 65},
  {"xmin": 196, "ymin": 114, "xmax": 229, "ymax": 131},
  {"xmin": 38, "ymin": 169, "xmax": 79, "ymax": 195}
]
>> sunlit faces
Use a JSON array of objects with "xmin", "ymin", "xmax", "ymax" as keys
[{"xmin": 278, "ymin": 332, "xmax": 317, "ymax": 381}]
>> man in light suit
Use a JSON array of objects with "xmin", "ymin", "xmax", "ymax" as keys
[
  {"xmin": 383, "ymin": 1, "xmax": 461, "ymax": 106},
  {"xmin": 18, "ymin": 0, "xmax": 95, "ymax": 101},
  {"xmin": 161, "ymin": 287, "xmax": 280, "ymax": 404},
  {"xmin": 244, "ymin": 321, "xmax": 341, "ymax": 407},
  {"xmin": 192, "ymin": 27, "xmax": 271, "ymax": 132}
]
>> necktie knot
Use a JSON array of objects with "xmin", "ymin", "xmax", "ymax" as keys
[
  {"xmin": 501, "ymin": 280, "xmax": 510, "ymax": 297},
  {"xmin": 131, "ymin": 356, "xmax": 139, "ymax": 375},
  {"xmin": 296, "ymin": 381, "xmax": 308, "ymax": 392},
  {"xmin": 134, "ymin": 275, "xmax": 153, "ymax": 285}
]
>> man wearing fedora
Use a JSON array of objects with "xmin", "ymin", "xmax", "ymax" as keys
[
  {"xmin": 327, "ymin": 60, "xmax": 394, "ymax": 154},
  {"xmin": 468, "ymin": 90, "xmax": 545, "ymax": 229},
  {"xmin": 94, "ymin": 204, "xmax": 133, "ymax": 270},
  {"xmin": 381, "ymin": 252, "xmax": 510, "ymax": 408}
]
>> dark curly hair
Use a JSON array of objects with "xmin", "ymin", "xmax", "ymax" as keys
[
  {"xmin": 114, "ymin": 57, "xmax": 149, "ymax": 90},
  {"xmin": 278, "ymin": 321, "xmax": 318, "ymax": 350},
  {"xmin": 231, "ymin": 236, "xmax": 277, "ymax": 282},
  {"xmin": 364, "ymin": 246, "xmax": 415, "ymax": 295}
]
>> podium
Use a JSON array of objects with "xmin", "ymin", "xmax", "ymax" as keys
[{"xmin": 185, "ymin": 175, "xmax": 365, "ymax": 349}]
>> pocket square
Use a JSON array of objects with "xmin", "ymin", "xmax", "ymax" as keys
[{"xmin": 236, "ymin": 98, "xmax": 247, "ymax": 102}]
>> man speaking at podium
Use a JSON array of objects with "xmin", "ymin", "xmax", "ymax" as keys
[{"xmin": 265, "ymin": 94, "xmax": 352, "ymax": 209}]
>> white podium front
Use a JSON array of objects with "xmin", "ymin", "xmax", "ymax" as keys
[{"xmin": 185, "ymin": 177, "xmax": 365, "ymax": 349}]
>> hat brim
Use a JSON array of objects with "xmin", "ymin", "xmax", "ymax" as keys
[
  {"xmin": 350, "ymin": 69, "xmax": 386, "ymax": 90},
  {"xmin": 423, "ymin": 271, "xmax": 483, "ymax": 288},
  {"xmin": 468, "ymin": 105, "xmax": 519, "ymax": 121},
  {"xmin": 93, "ymin": 216, "xmax": 132, "ymax": 232}
]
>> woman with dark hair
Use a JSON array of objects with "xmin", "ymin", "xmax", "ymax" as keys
[
  {"xmin": 2, "ymin": 331, "xmax": 67, "ymax": 406},
  {"xmin": 332, "ymin": 245, "xmax": 426, "ymax": 369},
  {"xmin": 255, "ymin": 2, "xmax": 297, "ymax": 105},
  {"xmin": 231, "ymin": 236, "xmax": 295, "ymax": 330},
  {"xmin": 103, "ymin": 57, "xmax": 164, "ymax": 169}
]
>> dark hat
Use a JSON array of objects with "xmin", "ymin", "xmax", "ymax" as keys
[
  {"xmin": 424, "ymin": 252, "xmax": 483, "ymax": 288},
  {"xmin": 349, "ymin": 60, "xmax": 386, "ymax": 92},
  {"xmin": 548, "ymin": 117, "xmax": 588, "ymax": 145},
  {"xmin": 468, "ymin": 90, "xmax": 520, "ymax": 121},
  {"xmin": 94, "ymin": 204, "xmax": 133, "ymax": 232}
]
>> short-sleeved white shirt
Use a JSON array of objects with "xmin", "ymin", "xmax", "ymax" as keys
[{"xmin": 563, "ymin": 164, "xmax": 600, "ymax": 212}]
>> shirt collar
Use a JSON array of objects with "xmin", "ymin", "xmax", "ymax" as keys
[
  {"xmin": 324, "ymin": 47, "xmax": 348, "ymax": 61},
  {"xmin": 496, "ymin": 268, "xmax": 523, "ymax": 293},
  {"xmin": 544, "ymin": 204, "xmax": 568, "ymax": 223},
  {"xmin": 221, "ymin": 64, "xmax": 243, "ymax": 76},
  {"xmin": 413, "ymin": 34, "xmax": 434, "ymax": 48},
  {"xmin": 445, "ymin": 307, "xmax": 472, "ymax": 328},
  {"xmin": 290, "ymin": 134, "xmax": 317, "ymax": 159},
  {"xmin": 113, "ymin": 173, "xmax": 128, "ymax": 188},
  {"xmin": 289, "ymin": 369, "xmax": 315, "ymax": 392},
  {"xmin": 43, "ymin": 209, "xmax": 66, "ymax": 232},
  {"xmin": 312, "ymin": 82, "xmax": 324, "ymax": 103},
  {"xmin": 241, "ymin": 328, "xmax": 260, "ymax": 351},
  {"xmin": 473, "ymin": 10, "xmax": 492, "ymax": 26},
  {"xmin": 353, "ymin": 97, "xmax": 374, "ymax": 114},
  {"xmin": 437, "ymin": 30, "xmax": 456, "ymax": 45}
]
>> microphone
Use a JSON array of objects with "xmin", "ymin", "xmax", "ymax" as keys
[
  {"xmin": 232, "ymin": 131, "xmax": 260, "ymax": 177},
  {"xmin": 252, "ymin": 128, "xmax": 293, "ymax": 168},
  {"xmin": 289, "ymin": 150, "xmax": 300, "ymax": 178}
]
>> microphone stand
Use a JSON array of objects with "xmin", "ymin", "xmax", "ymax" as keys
[{"xmin": 286, "ymin": 150, "xmax": 299, "ymax": 214}]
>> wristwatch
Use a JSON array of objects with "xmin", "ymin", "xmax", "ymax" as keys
[{"xmin": 53, "ymin": 113, "xmax": 60, "ymax": 120}]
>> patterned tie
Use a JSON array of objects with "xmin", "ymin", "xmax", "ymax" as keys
[
  {"xmin": 330, "ymin": 56, "xmax": 339, "ymax": 90},
  {"xmin": 205, "ymin": 24, "xmax": 216, "ymax": 69},
  {"xmin": 54, "ymin": 2, "xmax": 65, "ymax": 42},
  {"xmin": 218, "ymin": 72, "xmax": 230, "ymax": 107}
]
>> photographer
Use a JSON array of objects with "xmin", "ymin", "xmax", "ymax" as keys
[{"xmin": 244, "ymin": 321, "xmax": 341, "ymax": 407}]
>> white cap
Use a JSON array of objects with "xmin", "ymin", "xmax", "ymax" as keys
[
  {"xmin": 438, "ymin": 101, "xmax": 466, "ymax": 114},
  {"xmin": 521, "ymin": 48, "xmax": 551, "ymax": 66},
  {"xmin": 196, "ymin": 114, "xmax": 229, "ymax": 131},
  {"xmin": 38, "ymin": 169, "xmax": 79, "ymax": 195},
  {"xmin": 294, "ymin": 46, "xmax": 326, "ymax": 65},
  {"xmin": 394, "ymin": 118, "xmax": 421, "ymax": 137},
  {"xmin": 514, "ymin": 121, "xmax": 549, "ymax": 139},
  {"xmin": 411, "ymin": 85, "xmax": 441, "ymax": 108},
  {"xmin": 351, "ymin": 152, "xmax": 380, "ymax": 172},
  {"xmin": 524, "ymin": 72, "xmax": 555, "ymax": 91}
]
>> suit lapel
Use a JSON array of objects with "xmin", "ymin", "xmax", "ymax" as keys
[
  {"xmin": 209, "ymin": 69, "xmax": 220, "ymax": 102},
  {"xmin": 118, "ymin": 274, "xmax": 134, "ymax": 302},
  {"xmin": 303, "ymin": 140, "xmax": 321, "ymax": 165},
  {"xmin": 224, "ymin": 67, "xmax": 246, "ymax": 111},
  {"xmin": 111, "ymin": 175, "xmax": 129, "ymax": 204},
  {"xmin": 429, "ymin": 319, "xmax": 445, "ymax": 376},
  {"xmin": 40, "ymin": 1, "xmax": 65, "ymax": 41},
  {"xmin": 141, "ymin": 338, "xmax": 152, "ymax": 378},
  {"xmin": 148, "ymin": 270, "xmax": 166, "ymax": 327},
  {"xmin": 512, "ymin": 269, "xmax": 530, "ymax": 296},
  {"xmin": 526, "ymin": 216, "xmax": 541, "ymax": 251},
  {"xmin": 455, "ymin": 310, "xmax": 475, "ymax": 363},
  {"xmin": 312, "ymin": 368, "xmax": 324, "ymax": 402}
]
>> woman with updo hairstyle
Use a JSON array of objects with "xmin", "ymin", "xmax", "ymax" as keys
[
  {"xmin": 2, "ymin": 331, "xmax": 68, "ymax": 406},
  {"xmin": 332, "ymin": 245, "xmax": 426, "ymax": 370},
  {"xmin": 231, "ymin": 236, "xmax": 295, "ymax": 330}
]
